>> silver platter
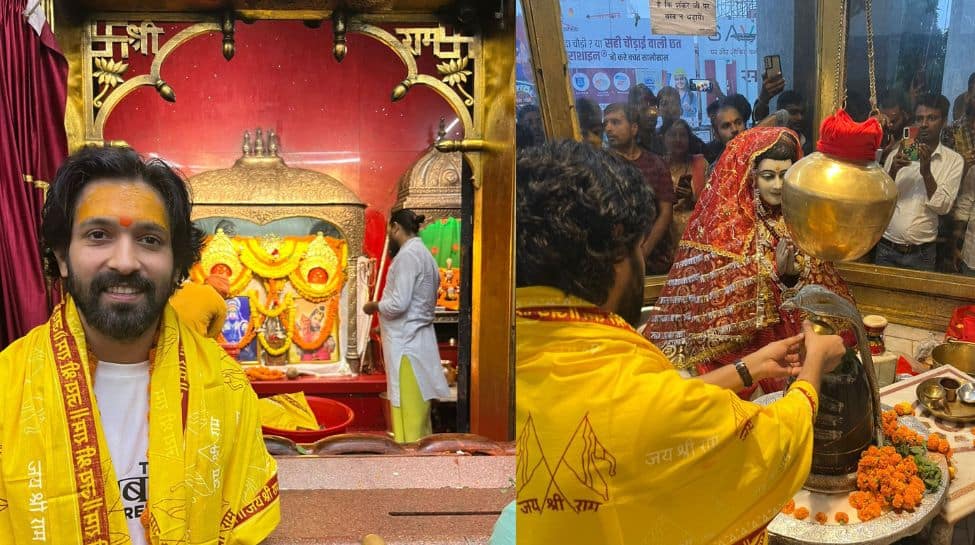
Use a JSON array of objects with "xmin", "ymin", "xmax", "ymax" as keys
[{"xmin": 754, "ymin": 393, "xmax": 948, "ymax": 544}]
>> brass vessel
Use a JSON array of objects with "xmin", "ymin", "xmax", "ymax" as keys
[
  {"xmin": 782, "ymin": 152, "xmax": 897, "ymax": 262},
  {"xmin": 932, "ymin": 341, "xmax": 975, "ymax": 376}
]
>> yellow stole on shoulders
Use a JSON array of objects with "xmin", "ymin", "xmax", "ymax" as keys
[
  {"xmin": 0, "ymin": 298, "xmax": 279, "ymax": 544},
  {"xmin": 516, "ymin": 286, "xmax": 816, "ymax": 545}
]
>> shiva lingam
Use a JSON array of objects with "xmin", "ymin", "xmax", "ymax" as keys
[{"xmin": 783, "ymin": 285, "xmax": 884, "ymax": 493}]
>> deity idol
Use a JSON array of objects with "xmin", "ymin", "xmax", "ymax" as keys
[
  {"xmin": 645, "ymin": 127, "xmax": 852, "ymax": 398},
  {"xmin": 437, "ymin": 257, "xmax": 460, "ymax": 310}
]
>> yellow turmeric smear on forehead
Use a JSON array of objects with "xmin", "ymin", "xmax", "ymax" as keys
[{"xmin": 75, "ymin": 181, "xmax": 169, "ymax": 231}]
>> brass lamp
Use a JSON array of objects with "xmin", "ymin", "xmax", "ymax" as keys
[{"xmin": 781, "ymin": 0, "xmax": 896, "ymax": 262}]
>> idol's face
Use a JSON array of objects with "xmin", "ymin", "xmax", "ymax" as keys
[
  {"xmin": 753, "ymin": 158, "xmax": 793, "ymax": 208},
  {"xmin": 675, "ymin": 75, "xmax": 687, "ymax": 90},
  {"xmin": 56, "ymin": 180, "xmax": 176, "ymax": 340}
]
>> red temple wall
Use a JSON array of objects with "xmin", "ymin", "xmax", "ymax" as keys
[{"xmin": 102, "ymin": 19, "xmax": 463, "ymax": 247}]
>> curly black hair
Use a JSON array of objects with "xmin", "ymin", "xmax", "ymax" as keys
[
  {"xmin": 517, "ymin": 140, "xmax": 654, "ymax": 305},
  {"xmin": 41, "ymin": 146, "xmax": 205, "ymax": 283}
]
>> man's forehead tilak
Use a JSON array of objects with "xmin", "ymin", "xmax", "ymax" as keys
[{"xmin": 75, "ymin": 182, "xmax": 170, "ymax": 232}]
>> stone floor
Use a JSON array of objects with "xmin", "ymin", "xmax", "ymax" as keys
[{"xmin": 266, "ymin": 455, "xmax": 514, "ymax": 545}]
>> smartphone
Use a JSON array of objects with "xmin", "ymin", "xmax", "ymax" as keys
[
  {"xmin": 764, "ymin": 55, "xmax": 782, "ymax": 80},
  {"xmin": 903, "ymin": 126, "xmax": 919, "ymax": 161},
  {"xmin": 689, "ymin": 78, "xmax": 712, "ymax": 93}
]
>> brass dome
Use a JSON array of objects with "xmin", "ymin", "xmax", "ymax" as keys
[
  {"xmin": 188, "ymin": 129, "xmax": 364, "ymax": 207},
  {"xmin": 393, "ymin": 133, "xmax": 461, "ymax": 221}
]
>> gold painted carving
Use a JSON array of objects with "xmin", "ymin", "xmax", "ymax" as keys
[
  {"xmin": 436, "ymin": 56, "xmax": 473, "ymax": 106},
  {"xmin": 349, "ymin": 21, "xmax": 476, "ymax": 136},
  {"xmin": 82, "ymin": 16, "xmax": 220, "ymax": 143},
  {"xmin": 87, "ymin": 21, "xmax": 165, "ymax": 108},
  {"xmin": 79, "ymin": 14, "xmax": 482, "ymax": 173},
  {"xmin": 395, "ymin": 25, "xmax": 475, "ymax": 60}
]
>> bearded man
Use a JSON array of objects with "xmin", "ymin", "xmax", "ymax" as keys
[{"xmin": 0, "ymin": 146, "xmax": 279, "ymax": 544}]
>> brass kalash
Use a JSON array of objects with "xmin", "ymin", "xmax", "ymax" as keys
[{"xmin": 778, "ymin": 0, "xmax": 898, "ymax": 493}]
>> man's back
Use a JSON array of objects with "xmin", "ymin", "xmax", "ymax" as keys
[{"xmin": 516, "ymin": 286, "xmax": 816, "ymax": 545}]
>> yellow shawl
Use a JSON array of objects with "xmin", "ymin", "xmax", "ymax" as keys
[
  {"xmin": 0, "ymin": 298, "xmax": 279, "ymax": 544},
  {"xmin": 516, "ymin": 286, "xmax": 817, "ymax": 545}
]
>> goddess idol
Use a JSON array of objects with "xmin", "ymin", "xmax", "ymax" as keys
[{"xmin": 645, "ymin": 127, "xmax": 853, "ymax": 398}]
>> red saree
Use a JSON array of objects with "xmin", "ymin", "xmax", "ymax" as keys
[{"xmin": 645, "ymin": 127, "xmax": 852, "ymax": 397}]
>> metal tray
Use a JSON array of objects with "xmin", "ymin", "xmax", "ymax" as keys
[{"xmin": 915, "ymin": 377, "xmax": 975, "ymax": 423}]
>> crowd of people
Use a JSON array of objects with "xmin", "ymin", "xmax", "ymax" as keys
[
  {"xmin": 510, "ymin": 67, "xmax": 975, "ymax": 545},
  {"xmin": 517, "ymin": 70, "xmax": 975, "ymax": 276}
]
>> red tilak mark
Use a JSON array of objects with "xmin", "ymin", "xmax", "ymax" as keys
[{"xmin": 119, "ymin": 216, "xmax": 133, "ymax": 227}]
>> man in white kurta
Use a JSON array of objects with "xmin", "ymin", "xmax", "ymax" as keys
[{"xmin": 365, "ymin": 211, "xmax": 449, "ymax": 442}]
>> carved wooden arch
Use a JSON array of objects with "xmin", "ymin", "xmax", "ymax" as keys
[{"xmin": 80, "ymin": 13, "xmax": 481, "ymax": 147}]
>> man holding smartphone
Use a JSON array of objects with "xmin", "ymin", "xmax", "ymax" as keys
[{"xmin": 875, "ymin": 93, "xmax": 964, "ymax": 271}]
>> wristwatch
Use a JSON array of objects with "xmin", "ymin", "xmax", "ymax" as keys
[{"xmin": 735, "ymin": 360, "xmax": 754, "ymax": 388}]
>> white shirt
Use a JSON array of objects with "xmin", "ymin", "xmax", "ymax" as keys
[
  {"xmin": 953, "ymin": 167, "xmax": 975, "ymax": 268},
  {"xmin": 93, "ymin": 361, "xmax": 150, "ymax": 545},
  {"xmin": 882, "ymin": 142, "xmax": 964, "ymax": 244},
  {"xmin": 378, "ymin": 237, "xmax": 450, "ymax": 406}
]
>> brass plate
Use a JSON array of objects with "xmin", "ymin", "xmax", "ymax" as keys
[{"xmin": 916, "ymin": 378, "xmax": 975, "ymax": 423}]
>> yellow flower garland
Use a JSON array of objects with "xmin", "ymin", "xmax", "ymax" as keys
[
  {"xmin": 238, "ymin": 239, "xmax": 307, "ymax": 279},
  {"xmin": 248, "ymin": 290, "xmax": 293, "ymax": 318}
]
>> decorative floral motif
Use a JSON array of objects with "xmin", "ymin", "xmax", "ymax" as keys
[
  {"xmin": 92, "ymin": 57, "xmax": 128, "ymax": 107},
  {"xmin": 436, "ymin": 56, "xmax": 473, "ymax": 106}
]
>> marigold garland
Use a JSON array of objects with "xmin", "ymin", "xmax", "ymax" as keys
[
  {"xmin": 291, "ymin": 297, "xmax": 340, "ymax": 352},
  {"xmin": 249, "ymin": 290, "xmax": 293, "ymax": 318},
  {"xmin": 846, "ymin": 409, "xmax": 951, "ymax": 522},
  {"xmin": 238, "ymin": 238, "xmax": 307, "ymax": 279}
]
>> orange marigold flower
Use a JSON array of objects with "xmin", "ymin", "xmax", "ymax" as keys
[
  {"xmin": 781, "ymin": 499, "xmax": 795, "ymax": 515},
  {"xmin": 815, "ymin": 512, "xmax": 828, "ymax": 524},
  {"xmin": 835, "ymin": 512, "xmax": 849, "ymax": 524},
  {"xmin": 894, "ymin": 402, "xmax": 914, "ymax": 416},
  {"xmin": 794, "ymin": 507, "xmax": 809, "ymax": 520}
]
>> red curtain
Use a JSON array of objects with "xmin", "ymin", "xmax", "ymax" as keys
[{"xmin": 0, "ymin": 1, "xmax": 68, "ymax": 347}]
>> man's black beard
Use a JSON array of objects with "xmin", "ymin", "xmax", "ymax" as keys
[
  {"xmin": 388, "ymin": 238, "xmax": 402, "ymax": 257},
  {"xmin": 65, "ymin": 265, "xmax": 172, "ymax": 341},
  {"xmin": 617, "ymin": 254, "xmax": 645, "ymax": 327}
]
